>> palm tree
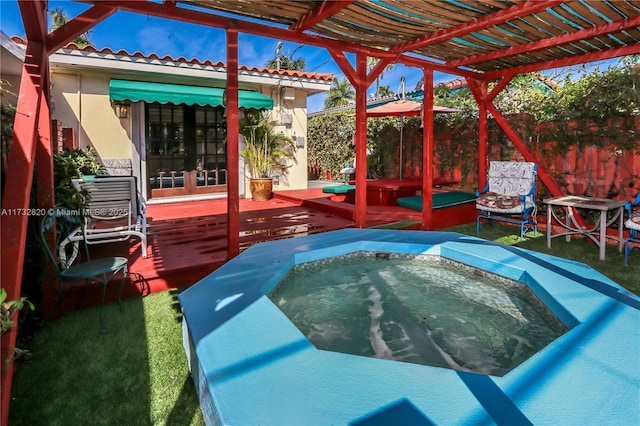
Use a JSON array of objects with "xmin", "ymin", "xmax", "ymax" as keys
[
  {"xmin": 367, "ymin": 57, "xmax": 395, "ymax": 98},
  {"xmin": 378, "ymin": 85, "xmax": 393, "ymax": 97},
  {"xmin": 50, "ymin": 7, "xmax": 92, "ymax": 47},
  {"xmin": 266, "ymin": 55, "xmax": 306, "ymax": 71},
  {"xmin": 324, "ymin": 77, "xmax": 355, "ymax": 109},
  {"xmin": 266, "ymin": 44, "xmax": 306, "ymax": 71}
]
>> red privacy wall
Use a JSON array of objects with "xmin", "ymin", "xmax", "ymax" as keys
[{"xmin": 408, "ymin": 115, "xmax": 640, "ymax": 204}]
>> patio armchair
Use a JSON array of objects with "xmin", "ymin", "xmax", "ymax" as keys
[
  {"xmin": 476, "ymin": 161, "xmax": 538, "ymax": 240},
  {"xmin": 624, "ymin": 193, "xmax": 640, "ymax": 266},
  {"xmin": 72, "ymin": 175, "xmax": 149, "ymax": 258},
  {"xmin": 40, "ymin": 210, "xmax": 128, "ymax": 333}
]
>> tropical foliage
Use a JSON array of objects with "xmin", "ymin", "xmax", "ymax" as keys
[
  {"xmin": 266, "ymin": 55, "xmax": 306, "ymax": 71},
  {"xmin": 240, "ymin": 110, "xmax": 295, "ymax": 179},
  {"xmin": 1, "ymin": 79, "xmax": 16, "ymax": 197},
  {"xmin": 367, "ymin": 57, "xmax": 395, "ymax": 98},
  {"xmin": 310, "ymin": 57, "xmax": 640, "ymax": 181},
  {"xmin": 1, "ymin": 288, "xmax": 34, "ymax": 369},
  {"xmin": 324, "ymin": 77, "xmax": 355, "ymax": 109},
  {"xmin": 50, "ymin": 7, "xmax": 92, "ymax": 47}
]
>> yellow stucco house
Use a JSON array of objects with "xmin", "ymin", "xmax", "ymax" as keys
[{"xmin": 1, "ymin": 31, "xmax": 332, "ymax": 201}]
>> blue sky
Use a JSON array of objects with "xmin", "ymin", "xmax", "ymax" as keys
[{"xmin": 1, "ymin": 0, "xmax": 461, "ymax": 112}]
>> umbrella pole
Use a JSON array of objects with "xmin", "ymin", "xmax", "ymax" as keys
[{"xmin": 399, "ymin": 116, "xmax": 404, "ymax": 180}]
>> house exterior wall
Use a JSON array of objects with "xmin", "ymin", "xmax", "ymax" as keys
[
  {"xmin": 49, "ymin": 69, "xmax": 314, "ymax": 199},
  {"xmin": 244, "ymin": 86, "xmax": 310, "ymax": 194},
  {"xmin": 50, "ymin": 71, "xmax": 132, "ymax": 160}
]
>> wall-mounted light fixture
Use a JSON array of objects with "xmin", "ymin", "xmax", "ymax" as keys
[{"xmin": 115, "ymin": 102, "xmax": 129, "ymax": 118}]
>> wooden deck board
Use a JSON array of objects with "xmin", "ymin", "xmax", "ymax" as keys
[{"xmin": 49, "ymin": 186, "xmax": 477, "ymax": 316}]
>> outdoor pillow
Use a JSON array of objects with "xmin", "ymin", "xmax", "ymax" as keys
[{"xmin": 476, "ymin": 192, "xmax": 523, "ymax": 210}]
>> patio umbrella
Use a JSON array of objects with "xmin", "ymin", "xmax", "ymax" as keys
[{"xmin": 366, "ymin": 100, "xmax": 460, "ymax": 179}]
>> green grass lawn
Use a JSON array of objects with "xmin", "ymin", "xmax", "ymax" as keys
[
  {"xmin": 8, "ymin": 223, "xmax": 639, "ymax": 424},
  {"xmin": 454, "ymin": 222, "xmax": 640, "ymax": 295},
  {"xmin": 9, "ymin": 290, "xmax": 205, "ymax": 426}
]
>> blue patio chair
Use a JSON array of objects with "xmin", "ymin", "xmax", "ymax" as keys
[
  {"xmin": 624, "ymin": 193, "xmax": 640, "ymax": 266},
  {"xmin": 476, "ymin": 161, "xmax": 538, "ymax": 240},
  {"xmin": 40, "ymin": 210, "xmax": 129, "ymax": 333}
]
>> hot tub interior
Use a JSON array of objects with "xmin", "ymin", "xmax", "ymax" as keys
[{"xmin": 269, "ymin": 251, "xmax": 567, "ymax": 376}]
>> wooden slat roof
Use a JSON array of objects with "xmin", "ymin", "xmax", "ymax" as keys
[{"xmin": 180, "ymin": 0, "xmax": 640, "ymax": 75}]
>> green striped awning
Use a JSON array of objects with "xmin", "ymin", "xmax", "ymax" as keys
[{"xmin": 109, "ymin": 79, "xmax": 273, "ymax": 109}]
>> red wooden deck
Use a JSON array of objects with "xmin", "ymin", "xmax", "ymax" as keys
[{"xmin": 48, "ymin": 186, "xmax": 476, "ymax": 315}]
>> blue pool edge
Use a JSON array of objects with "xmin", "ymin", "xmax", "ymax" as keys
[{"xmin": 178, "ymin": 228, "xmax": 640, "ymax": 426}]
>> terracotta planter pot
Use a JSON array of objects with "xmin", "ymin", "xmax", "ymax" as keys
[{"xmin": 249, "ymin": 178, "xmax": 273, "ymax": 201}]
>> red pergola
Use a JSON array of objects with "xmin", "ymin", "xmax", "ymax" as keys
[{"xmin": 3, "ymin": 1, "xmax": 640, "ymax": 422}]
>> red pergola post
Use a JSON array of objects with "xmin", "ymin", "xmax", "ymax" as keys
[
  {"xmin": 1, "ymin": 5, "xmax": 49, "ymax": 422},
  {"xmin": 328, "ymin": 49, "xmax": 383, "ymax": 228},
  {"xmin": 470, "ymin": 72, "xmax": 566, "ymax": 198},
  {"xmin": 421, "ymin": 67, "xmax": 434, "ymax": 230},
  {"xmin": 353, "ymin": 53, "xmax": 368, "ymax": 228},
  {"xmin": 34, "ymin": 64, "xmax": 56, "ymax": 315},
  {"xmin": 226, "ymin": 27, "xmax": 240, "ymax": 258},
  {"xmin": 467, "ymin": 78, "xmax": 489, "ymax": 190}
]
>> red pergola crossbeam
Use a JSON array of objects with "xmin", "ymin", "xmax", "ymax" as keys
[
  {"xmin": 485, "ymin": 101, "xmax": 565, "ymax": 199},
  {"xmin": 46, "ymin": 4, "xmax": 117, "ymax": 54},
  {"xmin": 399, "ymin": 55, "xmax": 483, "ymax": 80},
  {"xmin": 487, "ymin": 72, "xmax": 517, "ymax": 103},
  {"xmin": 328, "ymin": 48, "xmax": 360, "ymax": 87},
  {"xmin": 18, "ymin": 0, "xmax": 48, "ymax": 42},
  {"xmin": 88, "ymin": 1, "xmax": 369, "ymax": 54},
  {"xmin": 290, "ymin": 0, "xmax": 355, "ymax": 32},
  {"xmin": 84, "ymin": 0, "xmax": 480, "ymax": 79},
  {"xmin": 390, "ymin": 0, "xmax": 565, "ymax": 55},
  {"xmin": 449, "ymin": 15, "xmax": 640, "ymax": 68},
  {"xmin": 485, "ymin": 43, "xmax": 640, "ymax": 80}
]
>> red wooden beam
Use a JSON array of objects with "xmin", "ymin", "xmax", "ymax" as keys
[
  {"xmin": 486, "ymin": 102, "xmax": 565, "ymax": 199},
  {"xmin": 328, "ymin": 48, "xmax": 360, "ymax": 87},
  {"xmin": 18, "ymin": 0, "xmax": 48, "ymax": 42},
  {"xmin": 449, "ymin": 15, "xmax": 640, "ymax": 68},
  {"xmin": 82, "ymin": 0, "xmax": 480, "ymax": 79},
  {"xmin": 390, "ymin": 0, "xmax": 565, "ymax": 54},
  {"xmin": 290, "ymin": 0, "xmax": 355, "ymax": 32},
  {"xmin": 399, "ymin": 54, "xmax": 485, "ymax": 80},
  {"xmin": 46, "ymin": 4, "xmax": 117, "ymax": 54},
  {"xmin": 226, "ymin": 27, "xmax": 240, "ymax": 259},
  {"xmin": 86, "ymin": 1, "xmax": 371, "ymax": 54},
  {"xmin": 485, "ymin": 43, "xmax": 640, "ymax": 80},
  {"xmin": 486, "ymin": 72, "xmax": 517, "ymax": 103},
  {"xmin": 329, "ymin": 48, "xmax": 391, "ymax": 88},
  {"xmin": 421, "ymin": 68, "xmax": 434, "ymax": 230},
  {"xmin": 1, "ymin": 38, "xmax": 48, "ymax": 426}
]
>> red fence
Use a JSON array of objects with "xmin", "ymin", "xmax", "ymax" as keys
[{"xmin": 358, "ymin": 115, "xmax": 640, "ymax": 204}]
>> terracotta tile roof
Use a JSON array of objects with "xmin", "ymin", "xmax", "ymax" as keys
[{"xmin": 10, "ymin": 35, "xmax": 333, "ymax": 82}]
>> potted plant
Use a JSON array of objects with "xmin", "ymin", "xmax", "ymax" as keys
[{"xmin": 240, "ymin": 110, "xmax": 296, "ymax": 201}]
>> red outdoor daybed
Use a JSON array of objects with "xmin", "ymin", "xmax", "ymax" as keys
[{"xmin": 365, "ymin": 178, "xmax": 459, "ymax": 206}]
